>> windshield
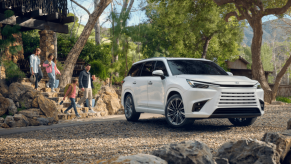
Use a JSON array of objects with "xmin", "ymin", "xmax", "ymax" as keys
[{"xmin": 167, "ymin": 60, "xmax": 228, "ymax": 75}]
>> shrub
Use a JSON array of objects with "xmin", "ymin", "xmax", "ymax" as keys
[
  {"xmin": 3, "ymin": 60, "xmax": 25, "ymax": 85},
  {"xmin": 92, "ymin": 81, "xmax": 102, "ymax": 96},
  {"xmin": 90, "ymin": 60, "xmax": 108, "ymax": 81},
  {"xmin": 276, "ymin": 96, "xmax": 291, "ymax": 103}
]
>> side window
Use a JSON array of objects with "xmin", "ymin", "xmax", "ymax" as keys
[
  {"xmin": 155, "ymin": 61, "xmax": 169, "ymax": 76},
  {"xmin": 128, "ymin": 63, "xmax": 143, "ymax": 77},
  {"xmin": 140, "ymin": 61, "xmax": 156, "ymax": 76}
]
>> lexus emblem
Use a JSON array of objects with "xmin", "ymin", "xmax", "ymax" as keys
[{"xmin": 235, "ymin": 82, "xmax": 239, "ymax": 84}]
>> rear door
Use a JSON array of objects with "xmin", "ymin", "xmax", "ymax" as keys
[{"xmin": 147, "ymin": 61, "xmax": 168, "ymax": 110}]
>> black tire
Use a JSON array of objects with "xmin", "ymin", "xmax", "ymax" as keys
[
  {"xmin": 124, "ymin": 94, "xmax": 140, "ymax": 121},
  {"xmin": 165, "ymin": 94, "xmax": 195, "ymax": 128},
  {"xmin": 228, "ymin": 117, "xmax": 257, "ymax": 126}
]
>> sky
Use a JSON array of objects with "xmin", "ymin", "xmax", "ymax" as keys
[
  {"xmin": 70, "ymin": 0, "xmax": 147, "ymax": 28},
  {"xmin": 70, "ymin": 0, "xmax": 291, "ymax": 28}
]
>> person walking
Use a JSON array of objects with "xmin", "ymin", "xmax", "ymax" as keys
[
  {"xmin": 63, "ymin": 78, "xmax": 81, "ymax": 118},
  {"xmin": 43, "ymin": 53, "xmax": 61, "ymax": 92},
  {"xmin": 76, "ymin": 64, "xmax": 96, "ymax": 113},
  {"xmin": 29, "ymin": 48, "xmax": 43, "ymax": 90}
]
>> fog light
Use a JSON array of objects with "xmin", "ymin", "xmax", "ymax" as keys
[
  {"xmin": 192, "ymin": 100, "xmax": 208, "ymax": 112},
  {"xmin": 259, "ymin": 100, "xmax": 264, "ymax": 111}
]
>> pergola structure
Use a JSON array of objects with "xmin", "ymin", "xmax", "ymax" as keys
[{"xmin": 0, "ymin": 0, "xmax": 75, "ymax": 78}]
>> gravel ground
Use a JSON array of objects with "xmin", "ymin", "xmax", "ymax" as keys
[{"xmin": 0, "ymin": 106, "xmax": 290, "ymax": 163}]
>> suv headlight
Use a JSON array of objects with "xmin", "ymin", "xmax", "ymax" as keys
[
  {"xmin": 254, "ymin": 82, "xmax": 262, "ymax": 89},
  {"xmin": 187, "ymin": 80, "xmax": 209, "ymax": 88}
]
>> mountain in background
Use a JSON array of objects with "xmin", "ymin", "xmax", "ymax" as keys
[{"xmin": 243, "ymin": 18, "xmax": 291, "ymax": 47}]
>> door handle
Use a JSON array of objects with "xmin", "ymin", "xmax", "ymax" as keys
[
  {"xmin": 133, "ymin": 81, "xmax": 136, "ymax": 84},
  {"xmin": 148, "ymin": 81, "xmax": 152, "ymax": 85}
]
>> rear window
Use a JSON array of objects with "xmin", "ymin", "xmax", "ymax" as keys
[{"xmin": 128, "ymin": 63, "xmax": 143, "ymax": 77}]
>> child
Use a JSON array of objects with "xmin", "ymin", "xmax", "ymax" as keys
[
  {"xmin": 63, "ymin": 78, "xmax": 81, "ymax": 118},
  {"xmin": 43, "ymin": 53, "xmax": 61, "ymax": 92}
]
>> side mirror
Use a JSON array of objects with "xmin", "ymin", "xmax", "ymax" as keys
[
  {"xmin": 227, "ymin": 72, "xmax": 233, "ymax": 76},
  {"xmin": 152, "ymin": 70, "xmax": 165, "ymax": 80}
]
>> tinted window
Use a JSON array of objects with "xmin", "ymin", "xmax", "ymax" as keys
[
  {"xmin": 128, "ymin": 63, "xmax": 143, "ymax": 77},
  {"xmin": 154, "ymin": 61, "xmax": 169, "ymax": 76},
  {"xmin": 140, "ymin": 61, "xmax": 156, "ymax": 76},
  {"xmin": 167, "ymin": 60, "xmax": 227, "ymax": 75}
]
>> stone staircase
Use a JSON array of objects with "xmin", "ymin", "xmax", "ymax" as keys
[{"xmin": 20, "ymin": 78, "xmax": 108, "ymax": 120}]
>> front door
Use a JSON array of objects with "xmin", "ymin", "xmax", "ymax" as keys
[{"xmin": 147, "ymin": 61, "xmax": 169, "ymax": 110}]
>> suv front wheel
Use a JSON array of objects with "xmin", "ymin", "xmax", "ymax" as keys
[
  {"xmin": 124, "ymin": 94, "xmax": 140, "ymax": 121},
  {"xmin": 165, "ymin": 94, "xmax": 195, "ymax": 128}
]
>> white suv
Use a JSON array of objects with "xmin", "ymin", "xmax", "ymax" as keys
[{"xmin": 121, "ymin": 57, "xmax": 264, "ymax": 128}]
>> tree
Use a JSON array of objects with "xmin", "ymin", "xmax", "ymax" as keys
[
  {"xmin": 94, "ymin": 0, "xmax": 101, "ymax": 45},
  {"xmin": 213, "ymin": 0, "xmax": 291, "ymax": 103},
  {"xmin": 59, "ymin": 0, "xmax": 112, "ymax": 88}
]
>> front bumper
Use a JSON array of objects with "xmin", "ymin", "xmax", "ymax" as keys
[{"xmin": 183, "ymin": 86, "xmax": 264, "ymax": 118}]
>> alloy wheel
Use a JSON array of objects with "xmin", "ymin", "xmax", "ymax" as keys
[
  {"xmin": 125, "ymin": 96, "xmax": 133, "ymax": 118},
  {"xmin": 167, "ymin": 98, "xmax": 186, "ymax": 125}
]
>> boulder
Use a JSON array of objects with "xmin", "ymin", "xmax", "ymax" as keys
[
  {"xmin": 18, "ymin": 90, "xmax": 39, "ymax": 109},
  {"xmin": 15, "ymin": 102, "xmax": 20, "ymax": 108},
  {"xmin": 152, "ymin": 140, "xmax": 214, "ymax": 164},
  {"xmin": 13, "ymin": 114, "xmax": 29, "ymax": 127},
  {"xmin": 0, "ymin": 96, "xmax": 9, "ymax": 116},
  {"xmin": 216, "ymin": 139, "xmax": 280, "ymax": 164},
  {"xmin": 1, "ymin": 123, "xmax": 9, "ymax": 128},
  {"xmin": 0, "ymin": 80, "xmax": 9, "ymax": 97},
  {"xmin": 37, "ymin": 117, "xmax": 49, "ymax": 125},
  {"xmin": 38, "ymin": 94, "xmax": 58, "ymax": 123},
  {"xmin": 102, "ymin": 94, "xmax": 121, "ymax": 115},
  {"xmin": 7, "ymin": 98, "xmax": 17, "ymax": 115},
  {"xmin": 213, "ymin": 157, "xmax": 229, "ymax": 164},
  {"xmin": 4, "ymin": 116, "xmax": 15, "ymax": 127},
  {"xmin": 98, "ymin": 86, "xmax": 119, "ymax": 98},
  {"xmin": 98, "ymin": 154, "xmax": 167, "ymax": 164},
  {"xmin": 18, "ymin": 108, "xmax": 43, "ymax": 118},
  {"xmin": 94, "ymin": 96, "xmax": 107, "ymax": 112},
  {"xmin": 31, "ymin": 98, "xmax": 39, "ymax": 108},
  {"xmin": 0, "ymin": 117, "xmax": 4, "ymax": 123},
  {"xmin": 28, "ymin": 118, "xmax": 40, "ymax": 126},
  {"xmin": 262, "ymin": 132, "xmax": 291, "ymax": 162},
  {"xmin": 8, "ymin": 82, "xmax": 31, "ymax": 102}
]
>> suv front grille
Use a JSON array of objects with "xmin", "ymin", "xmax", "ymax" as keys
[{"xmin": 218, "ymin": 92, "xmax": 257, "ymax": 107}]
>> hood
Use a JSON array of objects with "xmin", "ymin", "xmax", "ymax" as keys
[{"xmin": 176, "ymin": 75, "xmax": 258, "ymax": 85}]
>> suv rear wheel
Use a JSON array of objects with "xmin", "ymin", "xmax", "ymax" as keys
[
  {"xmin": 165, "ymin": 94, "xmax": 195, "ymax": 128},
  {"xmin": 124, "ymin": 94, "xmax": 140, "ymax": 121},
  {"xmin": 228, "ymin": 117, "xmax": 257, "ymax": 126}
]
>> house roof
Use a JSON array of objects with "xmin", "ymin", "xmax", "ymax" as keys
[{"xmin": 239, "ymin": 56, "xmax": 250, "ymax": 64}]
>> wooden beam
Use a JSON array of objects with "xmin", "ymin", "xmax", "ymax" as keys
[
  {"xmin": 46, "ymin": 12, "xmax": 59, "ymax": 21},
  {"xmin": 61, "ymin": 16, "xmax": 75, "ymax": 24},
  {"xmin": 0, "ymin": 14, "xmax": 69, "ymax": 34},
  {"xmin": 29, "ymin": 9, "xmax": 43, "ymax": 18}
]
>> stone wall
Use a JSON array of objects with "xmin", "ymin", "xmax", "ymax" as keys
[
  {"xmin": 2, "ymin": 33, "xmax": 24, "ymax": 63},
  {"xmin": 39, "ymin": 30, "xmax": 55, "ymax": 78}
]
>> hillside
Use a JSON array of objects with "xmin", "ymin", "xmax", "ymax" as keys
[{"xmin": 243, "ymin": 19, "xmax": 290, "ymax": 46}]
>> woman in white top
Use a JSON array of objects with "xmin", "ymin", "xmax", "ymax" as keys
[{"xmin": 29, "ymin": 48, "xmax": 43, "ymax": 90}]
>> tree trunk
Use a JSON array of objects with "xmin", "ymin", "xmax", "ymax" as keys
[
  {"xmin": 59, "ymin": 0, "xmax": 112, "ymax": 88},
  {"xmin": 250, "ymin": 20, "xmax": 273, "ymax": 103},
  {"xmin": 201, "ymin": 37, "xmax": 210, "ymax": 59},
  {"xmin": 94, "ymin": 0, "xmax": 101, "ymax": 45}
]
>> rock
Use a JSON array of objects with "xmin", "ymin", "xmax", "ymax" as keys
[
  {"xmin": 0, "ymin": 80, "xmax": 9, "ymax": 97},
  {"xmin": 4, "ymin": 116, "xmax": 15, "ymax": 127},
  {"xmin": 213, "ymin": 157, "xmax": 229, "ymax": 164},
  {"xmin": 7, "ymin": 98, "xmax": 17, "ymax": 115},
  {"xmin": 99, "ymin": 86, "xmax": 119, "ymax": 98},
  {"xmin": 102, "ymin": 94, "xmax": 121, "ymax": 115},
  {"xmin": 262, "ymin": 132, "xmax": 291, "ymax": 162},
  {"xmin": 37, "ymin": 118, "xmax": 49, "ymax": 125},
  {"xmin": 18, "ymin": 90, "xmax": 39, "ymax": 109},
  {"xmin": 8, "ymin": 82, "xmax": 31, "ymax": 102},
  {"xmin": 0, "ymin": 96, "xmax": 9, "ymax": 116},
  {"xmin": 0, "ymin": 117, "xmax": 4, "ymax": 123},
  {"xmin": 217, "ymin": 139, "xmax": 280, "ymax": 164},
  {"xmin": 38, "ymin": 94, "xmax": 58, "ymax": 122},
  {"xmin": 152, "ymin": 140, "xmax": 214, "ymax": 164},
  {"xmin": 13, "ymin": 114, "xmax": 29, "ymax": 127},
  {"xmin": 271, "ymin": 101, "xmax": 285, "ymax": 105},
  {"xmin": 31, "ymin": 98, "xmax": 39, "ymax": 108},
  {"xmin": 94, "ymin": 96, "xmax": 107, "ymax": 112},
  {"xmin": 1, "ymin": 123, "xmax": 9, "ymax": 128},
  {"xmin": 98, "ymin": 154, "xmax": 167, "ymax": 164},
  {"xmin": 28, "ymin": 118, "xmax": 40, "ymax": 126},
  {"xmin": 18, "ymin": 108, "xmax": 42, "ymax": 118},
  {"xmin": 15, "ymin": 102, "xmax": 20, "ymax": 108}
]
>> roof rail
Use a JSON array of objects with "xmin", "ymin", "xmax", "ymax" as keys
[{"xmin": 135, "ymin": 57, "xmax": 166, "ymax": 63}]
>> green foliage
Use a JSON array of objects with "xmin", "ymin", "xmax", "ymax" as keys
[
  {"xmin": 1, "ymin": 114, "xmax": 7, "ymax": 119},
  {"xmin": 276, "ymin": 96, "xmax": 291, "ymax": 103},
  {"xmin": 22, "ymin": 30, "xmax": 40, "ymax": 59},
  {"xmin": 92, "ymin": 81, "xmax": 102, "ymax": 96},
  {"xmin": 0, "ymin": 10, "xmax": 22, "ymax": 56},
  {"xmin": 89, "ymin": 60, "xmax": 108, "ymax": 81},
  {"xmin": 2, "ymin": 60, "xmax": 25, "ymax": 86}
]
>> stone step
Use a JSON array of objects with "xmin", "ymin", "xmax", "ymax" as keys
[
  {"xmin": 58, "ymin": 112, "xmax": 102, "ymax": 120},
  {"xmin": 41, "ymin": 92, "xmax": 59, "ymax": 98},
  {"xmin": 57, "ymin": 107, "xmax": 89, "ymax": 114}
]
